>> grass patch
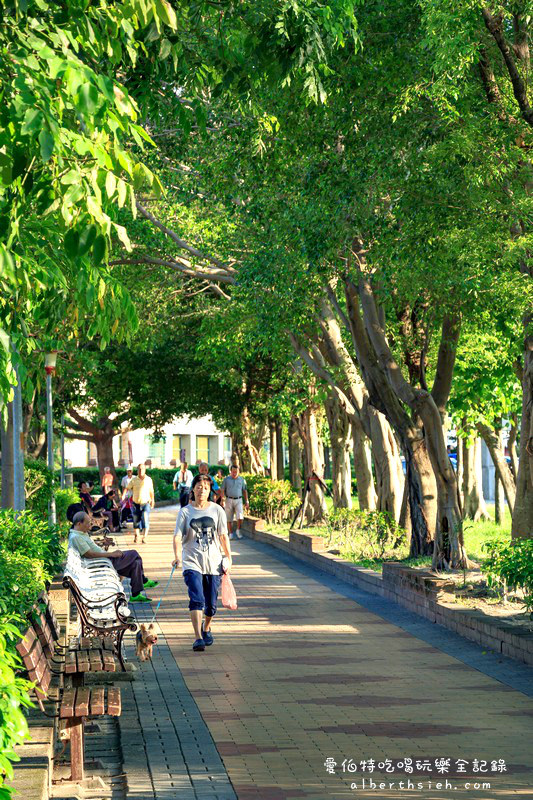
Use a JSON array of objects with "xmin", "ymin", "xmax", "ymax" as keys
[{"xmin": 262, "ymin": 497, "xmax": 511, "ymax": 572}]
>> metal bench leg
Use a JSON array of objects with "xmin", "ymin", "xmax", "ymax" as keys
[{"xmin": 67, "ymin": 717, "xmax": 84, "ymax": 782}]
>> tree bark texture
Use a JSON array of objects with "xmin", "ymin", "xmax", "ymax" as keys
[
  {"xmin": 325, "ymin": 394, "xmax": 353, "ymax": 509},
  {"xmin": 351, "ymin": 418, "xmax": 375, "ymax": 511},
  {"xmin": 369, "ymin": 409, "xmax": 404, "ymax": 521},
  {"xmin": 232, "ymin": 408, "xmax": 264, "ymax": 475},
  {"xmin": 269, "ymin": 418, "xmax": 278, "ymax": 481},
  {"xmin": 462, "ymin": 436, "xmax": 491, "ymax": 522},
  {"xmin": 512, "ymin": 329, "xmax": 533, "ymax": 538},
  {"xmin": 275, "ymin": 420, "xmax": 284, "ymax": 481},
  {"xmin": 477, "ymin": 421, "xmax": 516, "ymax": 512},
  {"xmin": 297, "ymin": 404, "xmax": 328, "ymax": 523},
  {"xmin": 288, "ymin": 415, "xmax": 302, "ymax": 497}
]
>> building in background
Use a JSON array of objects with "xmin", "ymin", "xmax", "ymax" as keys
[{"xmin": 64, "ymin": 416, "xmax": 232, "ymax": 468}]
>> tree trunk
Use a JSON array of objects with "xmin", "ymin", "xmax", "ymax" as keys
[
  {"xmin": 288, "ymin": 416, "xmax": 302, "ymax": 497},
  {"xmin": 233, "ymin": 408, "xmax": 264, "ymax": 475},
  {"xmin": 456, "ymin": 435, "xmax": 464, "ymax": 507},
  {"xmin": 405, "ymin": 434, "xmax": 437, "ymax": 558},
  {"xmin": 495, "ymin": 473, "xmax": 505, "ymax": 525},
  {"xmin": 269, "ymin": 419, "xmax": 278, "ymax": 481},
  {"xmin": 477, "ymin": 421, "xmax": 516, "ymax": 512},
  {"xmin": 351, "ymin": 418, "xmax": 376, "ymax": 511},
  {"xmin": 95, "ymin": 424, "xmax": 118, "ymax": 488},
  {"xmin": 462, "ymin": 436, "xmax": 491, "ymax": 522},
  {"xmin": 508, "ymin": 412, "xmax": 519, "ymax": 479},
  {"xmin": 1, "ymin": 401, "xmax": 15, "ymax": 509},
  {"xmin": 275, "ymin": 419, "xmax": 284, "ymax": 480},
  {"xmin": 512, "ymin": 329, "xmax": 533, "ymax": 538},
  {"xmin": 298, "ymin": 405, "xmax": 328, "ymax": 523},
  {"xmin": 369, "ymin": 408, "xmax": 404, "ymax": 521},
  {"xmin": 325, "ymin": 394, "xmax": 352, "ymax": 509}
]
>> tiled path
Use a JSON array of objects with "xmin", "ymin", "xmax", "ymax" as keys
[{"xmin": 120, "ymin": 508, "xmax": 533, "ymax": 800}]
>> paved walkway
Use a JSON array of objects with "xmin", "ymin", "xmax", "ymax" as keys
[{"xmin": 119, "ymin": 508, "xmax": 532, "ymax": 800}]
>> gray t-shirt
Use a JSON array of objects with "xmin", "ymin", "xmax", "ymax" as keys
[
  {"xmin": 221, "ymin": 475, "xmax": 247, "ymax": 498},
  {"xmin": 174, "ymin": 502, "xmax": 227, "ymax": 575}
]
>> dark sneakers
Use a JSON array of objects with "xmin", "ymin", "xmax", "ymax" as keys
[
  {"xmin": 201, "ymin": 626, "xmax": 214, "ymax": 646},
  {"xmin": 192, "ymin": 638, "xmax": 205, "ymax": 652}
]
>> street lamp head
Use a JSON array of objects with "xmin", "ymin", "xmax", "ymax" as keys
[{"xmin": 44, "ymin": 351, "xmax": 58, "ymax": 375}]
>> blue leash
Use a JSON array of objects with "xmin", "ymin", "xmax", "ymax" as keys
[{"xmin": 149, "ymin": 564, "xmax": 176, "ymax": 624}]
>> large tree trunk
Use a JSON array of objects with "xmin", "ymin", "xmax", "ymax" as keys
[
  {"xmin": 512, "ymin": 328, "xmax": 533, "ymax": 538},
  {"xmin": 325, "ymin": 394, "xmax": 352, "ymax": 508},
  {"xmin": 477, "ymin": 421, "xmax": 516, "ymax": 511},
  {"xmin": 369, "ymin": 408, "xmax": 403, "ymax": 521},
  {"xmin": 288, "ymin": 415, "xmax": 302, "ymax": 497},
  {"xmin": 269, "ymin": 418, "xmax": 278, "ymax": 480},
  {"xmin": 94, "ymin": 426, "xmax": 118, "ymax": 487},
  {"xmin": 462, "ymin": 436, "xmax": 491, "ymax": 522},
  {"xmin": 232, "ymin": 408, "xmax": 264, "ymax": 475},
  {"xmin": 275, "ymin": 420, "xmax": 284, "ymax": 481},
  {"xmin": 1, "ymin": 401, "xmax": 15, "ymax": 509},
  {"xmin": 298, "ymin": 404, "xmax": 328, "ymax": 523},
  {"xmin": 351, "ymin": 418, "xmax": 375, "ymax": 511},
  {"xmin": 508, "ymin": 412, "xmax": 519, "ymax": 480}
]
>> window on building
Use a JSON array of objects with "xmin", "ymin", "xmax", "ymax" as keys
[
  {"xmin": 145, "ymin": 434, "xmax": 166, "ymax": 465},
  {"xmin": 172, "ymin": 435, "xmax": 182, "ymax": 462},
  {"xmin": 224, "ymin": 436, "xmax": 232, "ymax": 456},
  {"xmin": 197, "ymin": 436, "xmax": 209, "ymax": 464}
]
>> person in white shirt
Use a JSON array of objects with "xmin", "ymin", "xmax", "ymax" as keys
[
  {"xmin": 172, "ymin": 474, "xmax": 232, "ymax": 652},
  {"xmin": 221, "ymin": 464, "xmax": 249, "ymax": 539},
  {"xmin": 173, "ymin": 461, "xmax": 194, "ymax": 507},
  {"xmin": 121, "ymin": 467, "xmax": 133, "ymax": 499}
]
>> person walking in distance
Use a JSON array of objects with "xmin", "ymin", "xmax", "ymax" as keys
[
  {"xmin": 121, "ymin": 467, "xmax": 133, "ymax": 499},
  {"xmin": 101, "ymin": 466, "xmax": 114, "ymax": 493},
  {"xmin": 173, "ymin": 461, "xmax": 193, "ymax": 508},
  {"xmin": 128, "ymin": 463, "xmax": 155, "ymax": 544},
  {"xmin": 221, "ymin": 464, "xmax": 249, "ymax": 539},
  {"xmin": 172, "ymin": 474, "xmax": 232, "ymax": 652}
]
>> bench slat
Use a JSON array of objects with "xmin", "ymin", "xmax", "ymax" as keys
[
  {"xmin": 65, "ymin": 653, "xmax": 78, "ymax": 674},
  {"xmin": 90, "ymin": 687, "xmax": 105, "ymax": 716},
  {"xmin": 74, "ymin": 688, "xmax": 90, "ymax": 717},
  {"xmin": 102, "ymin": 652, "xmax": 116, "ymax": 672},
  {"xmin": 60, "ymin": 689, "xmax": 75, "ymax": 718},
  {"xmin": 106, "ymin": 688, "xmax": 121, "ymax": 716},
  {"xmin": 16, "ymin": 628, "xmax": 37, "ymax": 657},
  {"xmin": 89, "ymin": 650, "xmax": 103, "ymax": 671},
  {"xmin": 77, "ymin": 651, "xmax": 90, "ymax": 672}
]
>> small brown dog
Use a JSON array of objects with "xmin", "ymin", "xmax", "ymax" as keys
[{"xmin": 136, "ymin": 623, "xmax": 158, "ymax": 661}]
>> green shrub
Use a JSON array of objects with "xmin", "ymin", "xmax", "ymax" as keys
[
  {"xmin": 0, "ymin": 608, "xmax": 34, "ymax": 797},
  {"xmin": 243, "ymin": 474, "xmax": 300, "ymax": 524},
  {"xmin": 24, "ymin": 458, "xmax": 53, "ymax": 518},
  {"xmin": 482, "ymin": 538, "xmax": 533, "ymax": 613},
  {"xmin": 0, "ymin": 510, "xmax": 65, "ymax": 577},
  {"xmin": 152, "ymin": 477, "xmax": 178, "ymax": 502},
  {"xmin": 55, "ymin": 488, "xmax": 81, "ymax": 526},
  {"xmin": 326, "ymin": 508, "xmax": 406, "ymax": 560},
  {"xmin": 0, "ymin": 551, "xmax": 47, "ymax": 619},
  {"xmin": 66, "ymin": 464, "xmax": 228, "ymax": 489}
]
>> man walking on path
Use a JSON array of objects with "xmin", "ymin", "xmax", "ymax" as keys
[
  {"xmin": 173, "ymin": 461, "xmax": 193, "ymax": 507},
  {"xmin": 221, "ymin": 464, "xmax": 249, "ymax": 539},
  {"xmin": 121, "ymin": 466, "xmax": 133, "ymax": 499},
  {"xmin": 172, "ymin": 474, "xmax": 232, "ymax": 652},
  {"xmin": 69, "ymin": 511, "xmax": 158, "ymax": 603},
  {"xmin": 128, "ymin": 463, "xmax": 155, "ymax": 544}
]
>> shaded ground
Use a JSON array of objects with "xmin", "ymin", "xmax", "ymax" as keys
[{"xmin": 117, "ymin": 507, "xmax": 532, "ymax": 800}]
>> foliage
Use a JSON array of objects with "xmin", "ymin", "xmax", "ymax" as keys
[
  {"xmin": 55, "ymin": 487, "xmax": 80, "ymax": 526},
  {"xmin": 67, "ymin": 465, "xmax": 227, "ymax": 490},
  {"xmin": 0, "ymin": 609, "xmax": 34, "ymax": 797},
  {"xmin": 0, "ymin": 550, "xmax": 46, "ymax": 619},
  {"xmin": 244, "ymin": 474, "xmax": 299, "ymax": 523},
  {"xmin": 483, "ymin": 539, "xmax": 533, "ymax": 614},
  {"xmin": 326, "ymin": 509, "xmax": 407, "ymax": 561},
  {"xmin": 23, "ymin": 458, "xmax": 53, "ymax": 518},
  {"xmin": 0, "ymin": 509, "xmax": 65, "ymax": 577}
]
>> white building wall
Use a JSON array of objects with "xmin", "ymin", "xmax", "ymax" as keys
[{"xmin": 63, "ymin": 415, "xmax": 232, "ymax": 468}]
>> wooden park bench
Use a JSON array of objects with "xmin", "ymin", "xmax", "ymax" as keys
[
  {"xmin": 62, "ymin": 546, "xmax": 137, "ymax": 670},
  {"xmin": 16, "ymin": 626, "xmax": 121, "ymax": 783}
]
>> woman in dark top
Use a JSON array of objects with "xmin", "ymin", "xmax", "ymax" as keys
[{"xmin": 93, "ymin": 490, "xmax": 120, "ymax": 531}]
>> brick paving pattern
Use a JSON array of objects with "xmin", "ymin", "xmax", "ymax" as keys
[{"xmin": 118, "ymin": 508, "xmax": 533, "ymax": 800}]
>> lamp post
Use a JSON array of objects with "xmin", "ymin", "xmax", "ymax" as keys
[{"xmin": 45, "ymin": 351, "xmax": 57, "ymax": 525}]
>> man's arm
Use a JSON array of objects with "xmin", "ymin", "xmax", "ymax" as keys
[
  {"xmin": 83, "ymin": 548, "xmax": 123, "ymax": 559},
  {"xmin": 243, "ymin": 488, "xmax": 249, "ymax": 510}
]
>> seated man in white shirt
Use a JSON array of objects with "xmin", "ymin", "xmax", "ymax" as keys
[{"xmin": 69, "ymin": 512, "xmax": 158, "ymax": 603}]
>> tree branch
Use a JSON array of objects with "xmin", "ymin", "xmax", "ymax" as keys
[
  {"xmin": 136, "ymin": 202, "xmax": 237, "ymax": 275},
  {"xmin": 482, "ymin": 8, "xmax": 533, "ymax": 127},
  {"xmin": 431, "ymin": 314, "xmax": 461, "ymax": 415},
  {"xmin": 67, "ymin": 409, "xmax": 100, "ymax": 436}
]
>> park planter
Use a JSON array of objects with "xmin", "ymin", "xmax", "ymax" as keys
[{"xmin": 242, "ymin": 516, "xmax": 533, "ymax": 668}]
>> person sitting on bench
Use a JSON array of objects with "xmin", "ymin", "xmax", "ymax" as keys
[{"xmin": 69, "ymin": 511, "xmax": 158, "ymax": 604}]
